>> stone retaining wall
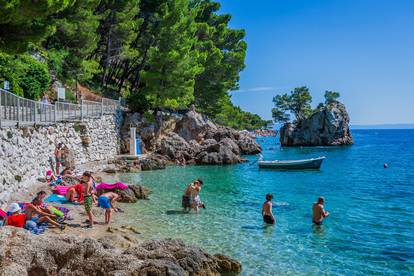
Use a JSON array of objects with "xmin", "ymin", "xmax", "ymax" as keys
[{"xmin": 0, "ymin": 113, "xmax": 122, "ymax": 206}]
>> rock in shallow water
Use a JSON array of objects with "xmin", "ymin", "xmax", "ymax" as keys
[
  {"xmin": 0, "ymin": 228, "xmax": 242, "ymax": 275},
  {"xmin": 279, "ymin": 101, "xmax": 353, "ymax": 146}
]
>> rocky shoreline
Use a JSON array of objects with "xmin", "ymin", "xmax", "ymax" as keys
[
  {"xmin": 0, "ymin": 109, "xmax": 262, "ymax": 275},
  {"xmin": 0, "ymin": 227, "xmax": 241, "ymax": 275},
  {"xmin": 1, "ymin": 161, "xmax": 243, "ymax": 275},
  {"xmin": 120, "ymin": 108, "xmax": 262, "ymax": 166}
]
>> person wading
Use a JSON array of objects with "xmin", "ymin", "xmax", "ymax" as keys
[
  {"xmin": 262, "ymin": 194, "xmax": 275, "ymax": 225},
  {"xmin": 312, "ymin": 196, "xmax": 330, "ymax": 225}
]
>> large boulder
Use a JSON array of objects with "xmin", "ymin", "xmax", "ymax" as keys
[
  {"xmin": 156, "ymin": 133, "xmax": 192, "ymax": 161},
  {"xmin": 0, "ymin": 228, "xmax": 242, "ymax": 275},
  {"xmin": 280, "ymin": 101, "xmax": 353, "ymax": 146},
  {"xmin": 174, "ymin": 110, "xmax": 217, "ymax": 142},
  {"xmin": 97, "ymin": 185, "xmax": 150, "ymax": 203},
  {"xmin": 196, "ymin": 139, "xmax": 243, "ymax": 165},
  {"xmin": 237, "ymin": 134, "xmax": 262, "ymax": 154},
  {"xmin": 120, "ymin": 110, "xmax": 262, "ymax": 165}
]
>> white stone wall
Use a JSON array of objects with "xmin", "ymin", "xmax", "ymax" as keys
[{"xmin": 0, "ymin": 114, "xmax": 122, "ymax": 206}]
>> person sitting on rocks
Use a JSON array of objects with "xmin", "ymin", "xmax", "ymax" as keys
[
  {"xmin": 60, "ymin": 167, "xmax": 73, "ymax": 176},
  {"xmin": 46, "ymin": 170, "xmax": 57, "ymax": 186},
  {"xmin": 6, "ymin": 203, "xmax": 26, "ymax": 228},
  {"xmin": 97, "ymin": 192, "xmax": 121, "ymax": 224},
  {"xmin": 25, "ymin": 195, "xmax": 65, "ymax": 230},
  {"xmin": 65, "ymin": 183, "xmax": 84, "ymax": 203}
]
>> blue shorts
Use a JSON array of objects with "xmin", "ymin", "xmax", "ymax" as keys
[{"xmin": 98, "ymin": 196, "xmax": 111, "ymax": 209}]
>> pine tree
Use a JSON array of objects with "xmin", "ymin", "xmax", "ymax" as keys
[
  {"xmin": 44, "ymin": 0, "xmax": 101, "ymax": 83},
  {"xmin": 93, "ymin": 0, "xmax": 140, "ymax": 96},
  {"xmin": 192, "ymin": 0, "xmax": 246, "ymax": 116},
  {"xmin": 139, "ymin": 0, "xmax": 202, "ymax": 110},
  {"xmin": 0, "ymin": 0, "xmax": 73, "ymax": 53}
]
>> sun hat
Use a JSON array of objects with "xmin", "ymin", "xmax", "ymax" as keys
[{"xmin": 7, "ymin": 203, "xmax": 21, "ymax": 213}]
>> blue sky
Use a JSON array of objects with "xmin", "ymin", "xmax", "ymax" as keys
[{"xmin": 218, "ymin": 0, "xmax": 414, "ymax": 125}]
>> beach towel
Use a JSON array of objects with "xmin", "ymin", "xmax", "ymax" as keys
[
  {"xmin": 96, "ymin": 182, "xmax": 129, "ymax": 191},
  {"xmin": 0, "ymin": 209, "xmax": 6, "ymax": 218},
  {"xmin": 53, "ymin": 185, "xmax": 71, "ymax": 195},
  {"xmin": 45, "ymin": 194, "xmax": 71, "ymax": 204}
]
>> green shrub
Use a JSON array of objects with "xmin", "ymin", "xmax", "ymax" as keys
[
  {"xmin": 65, "ymin": 90, "xmax": 77, "ymax": 103},
  {"xmin": 73, "ymin": 122, "xmax": 81, "ymax": 133},
  {"xmin": 0, "ymin": 53, "xmax": 51, "ymax": 100}
]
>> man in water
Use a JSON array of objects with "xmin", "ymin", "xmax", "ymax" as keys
[
  {"xmin": 182, "ymin": 179, "xmax": 203, "ymax": 212},
  {"xmin": 262, "ymin": 194, "xmax": 275, "ymax": 224},
  {"xmin": 312, "ymin": 196, "xmax": 330, "ymax": 225}
]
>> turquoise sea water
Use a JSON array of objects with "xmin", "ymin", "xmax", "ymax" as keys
[{"xmin": 114, "ymin": 130, "xmax": 414, "ymax": 275}]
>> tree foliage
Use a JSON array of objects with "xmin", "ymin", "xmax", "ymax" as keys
[
  {"xmin": 45, "ymin": 0, "xmax": 101, "ymax": 83},
  {"xmin": 0, "ymin": 0, "xmax": 73, "ymax": 53},
  {"xmin": 0, "ymin": 0, "xmax": 269, "ymax": 129},
  {"xmin": 273, "ymin": 87, "xmax": 342, "ymax": 125},
  {"xmin": 192, "ymin": 0, "xmax": 246, "ymax": 117},
  {"xmin": 0, "ymin": 53, "xmax": 51, "ymax": 100},
  {"xmin": 324, "ymin": 90, "xmax": 340, "ymax": 104},
  {"xmin": 272, "ymin": 86, "xmax": 312, "ymax": 123}
]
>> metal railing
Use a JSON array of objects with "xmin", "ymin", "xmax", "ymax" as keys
[{"xmin": 0, "ymin": 88, "xmax": 122, "ymax": 128}]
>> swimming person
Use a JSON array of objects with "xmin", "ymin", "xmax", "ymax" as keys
[
  {"xmin": 182, "ymin": 178, "xmax": 203, "ymax": 212},
  {"xmin": 81, "ymin": 171, "xmax": 95, "ymax": 228},
  {"xmin": 262, "ymin": 194, "xmax": 275, "ymax": 225},
  {"xmin": 98, "ymin": 192, "xmax": 120, "ymax": 224},
  {"xmin": 312, "ymin": 196, "xmax": 330, "ymax": 225}
]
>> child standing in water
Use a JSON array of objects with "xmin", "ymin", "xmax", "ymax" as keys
[{"xmin": 262, "ymin": 194, "xmax": 275, "ymax": 225}]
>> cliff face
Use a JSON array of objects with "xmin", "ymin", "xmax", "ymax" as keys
[{"xmin": 280, "ymin": 101, "xmax": 353, "ymax": 146}]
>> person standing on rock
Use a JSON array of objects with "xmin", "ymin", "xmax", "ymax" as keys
[
  {"xmin": 81, "ymin": 171, "xmax": 95, "ymax": 228},
  {"xmin": 262, "ymin": 194, "xmax": 275, "ymax": 225},
  {"xmin": 312, "ymin": 196, "xmax": 330, "ymax": 225},
  {"xmin": 182, "ymin": 179, "xmax": 203, "ymax": 212},
  {"xmin": 54, "ymin": 143, "xmax": 64, "ymax": 175}
]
